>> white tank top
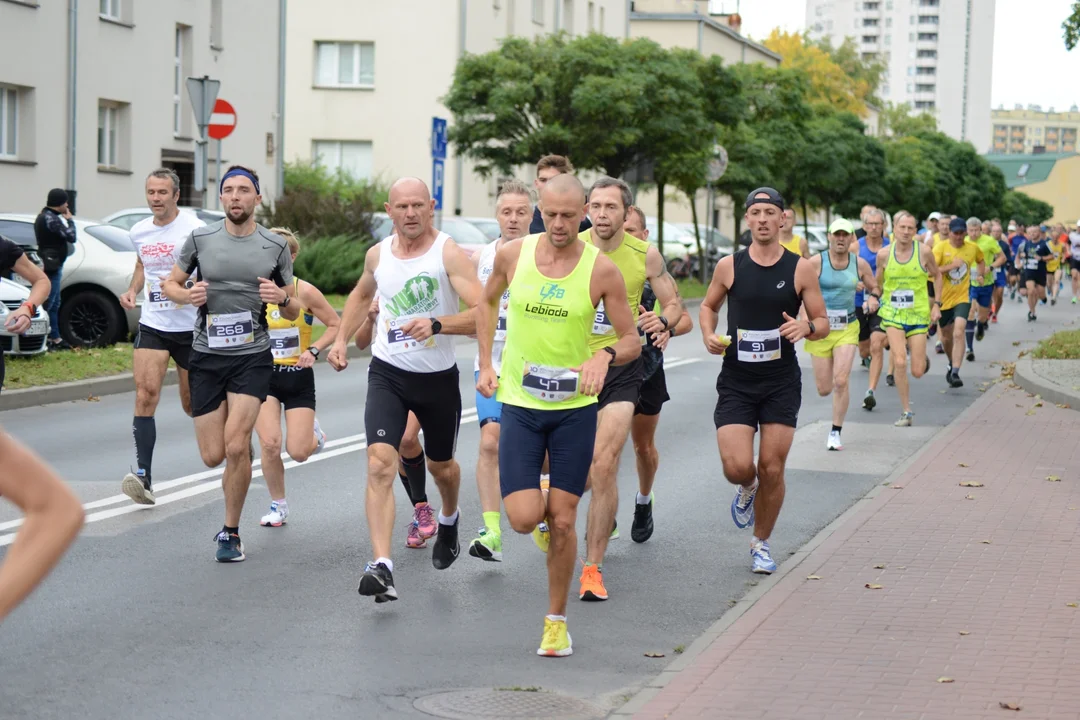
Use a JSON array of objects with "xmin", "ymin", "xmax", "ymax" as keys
[
  {"xmin": 1070, "ymin": 232, "xmax": 1080, "ymax": 260},
  {"xmin": 372, "ymin": 232, "xmax": 459, "ymax": 373},
  {"xmin": 473, "ymin": 239, "xmax": 508, "ymax": 374}
]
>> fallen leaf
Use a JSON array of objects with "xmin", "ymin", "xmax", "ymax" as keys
[
  {"xmin": 1067, "ymin": 602, "xmax": 1078, "ymax": 608},
  {"xmin": 865, "ymin": 583, "xmax": 884, "ymax": 590},
  {"xmin": 806, "ymin": 575, "xmax": 822, "ymax": 580},
  {"xmin": 965, "ymin": 494, "xmax": 976, "ymax": 500},
  {"xmin": 958, "ymin": 462, "xmax": 970, "ymax": 467},
  {"xmin": 1069, "ymin": 507, "xmax": 1077, "ymax": 511},
  {"xmin": 644, "ymin": 651, "xmax": 665, "ymax": 658},
  {"xmin": 1034, "ymin": 402, "xmax": 1044, "ymax": 407},
  {"xmin": 978, "ymin": 388, "xmax": 987, "ymax": 392},
  {"xmin": 1057, "ymin": 403, "xmax": 1072, "ymax": 409},
  {"xmin": 998, "ymin": 701, "xmax": 1021, "ymax": 711},
  {"xmin": 1012, "ymin": 341, "xmax": 1021, "ymax": 346},
  {"xmin": 1026, "ymin": 392, "xmax": 1035, "ymax": 397},
  {"xmin": 959, "ymin": 481, "xmax": 984, "ymax": 487},
  {"xmin": 891, "ymin": 485, "xmax": 904, "ymax": 490},
  {"xmin": 873, "ymin": 564, "xmax": 886, "ymax": 569},
  {"xmin": 897, "ymin": 566, "xmax": 906, "ymax": 569},
  {"xmin": 936, "ymin": 677, "xmax": 954, "ymax": 683},
  {"xmin": 87, "ymin": 395, "xmax": 100, "ymax": 402},
  {"xmin": 981, "ymin": 540, "xmax": 992, "ymax": 544},
  {"xmin": 1026, "ymin": 409, "xmax": 1037, "ymax": 416},
  {"xmin": 940, "ymin": 389, "xmax": 948, "ymax": 394},
  {"xmin": 1047, "ymin": 475, "xmax": 1061, "ymax": 482},
  {"xmin": 1015, "ymin": 404, "xmax": 1024, "ymax": 408},
  {"xmin": 958, "ymin": 631, "xmax": 970, "ymax": 636}
]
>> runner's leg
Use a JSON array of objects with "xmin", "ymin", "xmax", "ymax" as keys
[
  {"xmin": 868, "ymin": 327, "xmax": 886, "ymax": 391},
  {"xmin": 193, "ymin": 402, "xmax": 227, "ymax": 469},
  {"xmin": 221, "ymin": 393, "xmax": 263, "ymax": 528},
  {"xmin": 830, "ymin": 344, "xmax": 857, "ymax": 429},
  {"xmin": 753, "ymin": 423, "xmax": 795, "ymax": 542},
  {"xmin": 125, "ymin": 347, "xmax": 170, "ymax": 504},
  {"xmin": 584, "ymin": 401, "xmax": 634, "ymax": 566},
  {"xmin": 886, "ymin": 327, "xmax": 913, "ymax": 415},
  {"xmin": 255, "ymin": 397, "xmax": 285, "ymax": 501},
  {"xmin": 631, "ymin": 414, "xmax": 660, "ymax": 499}
]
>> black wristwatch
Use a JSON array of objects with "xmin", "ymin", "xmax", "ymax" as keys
[
  {"xmin": 659, "ymin": 316, "xmax": 670, "ymax": 330},
  {"xmin": 281, "ymin": 294, "xmax": 291, "ymax": 308},
  {"xmin": 807, "ymin": 320, "xmax": 816, "ymax": 336},
  {"xmin": 307, "ymin": 346, "xmax": 320, "ymax": 358},
  {"xmin": 430, "ymin": 318, "xmax": 442, "ymax": 335},
  {"xmin": 602, "ymin": 346, "xmax": 617, "ymax": 363}
]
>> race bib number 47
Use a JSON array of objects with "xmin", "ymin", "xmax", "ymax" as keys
[
  {"xmin": 207, "ymin": 311, "xmax": 255, "ymax": 348},
  {"xmin": 521, "ymin": 363, "xmax": 579, "ymax": 403},
  {"xmin": 736, "ymin": 328, "xmax": 781, "ymax": 362}
]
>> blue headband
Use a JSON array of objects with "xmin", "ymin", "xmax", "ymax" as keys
[{"xmin": 220, "ymin": 168, "xmax": 260, "ymax": 195}]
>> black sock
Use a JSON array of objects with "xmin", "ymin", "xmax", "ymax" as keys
[
  {"xmin": 223, "ymin": 525, "xmax": 239, "ymax": 536},
  {"xmin": 401, "ymin": 451, "xmax": 427, "ymax": 505},
  {"xmin": 132, "ymin": 416, "xmax": 156, "ymax": 483},
  {"xmin": 831, "ymin": 425, "xmax": 842, "ymax": 434},
  {"xmin": 965, "ymin": 324, "xmax": 975, "ymax": 350}
]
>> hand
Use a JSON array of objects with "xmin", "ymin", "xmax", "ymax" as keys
[
  {"xmin": 295, "ymin": 348, "xmax": 316, "ymax": 369},
  {"xmin": 119, "ymin": 289, "xmax": 137, "ymax": 310},
  {"xmin": 400, "ymin": 317, "xmax": 435, "ymax": 342},
  {"xmin": 866, "ymin": 295, "xmax": 880, "ymax": 314},
  {"xmin": 856, "ymin": 281, "xmax": 866, "ymax": 293},
  {"xmin": 652, "ymin": 330, "xmax": 672, "ymax": 352},
  {"xmin": 571, "ymin": 352, "xmax": 612, "ymax": 397},
  {"xmin": 704, "ymin": 332, "xmax": 731, "ymax": 355},
  {"xmin": 4, "ymin": 307, "xmax": 32, "ymax": 334},
  {"xmin": 476, "ymin": 366, "xmax": 499, "ymax": 398},
  {"xmin": 637, "ymin": 305, "xmax": 666, "ymax": 335},
  {"xmin": 780, "ymin": 311, "xmax": 811, "ymax": 343},
  {"xmin": 62, "ymin": 208, "xmax": 73, "ymax": 220},
  {"xmin": 367, "ymin": 297, "xmax": 380, "ymax": 323},
  {"xmin": 931, "ymin": 304, "xmax": 942, "ymax": 323},
  {"xmin": 258, "ymin": 277, "xmax": 287, "ymax": 305},
  {"xmin": 327, "ymin": 342, "xmax": 348, "ymax": 371},
  {"xmin": 188, "ymin": 281, "xmax": 209, "ymax": 307}
]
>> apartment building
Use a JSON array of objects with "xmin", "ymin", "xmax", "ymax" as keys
[
  {"xmin": 0, "ymin": 0, "xmax": 281, "ymax": 219},
  {"xmin": 991, "ymin": 106, "xmax": 1080, "ymax": 155},
  {"xmin": 805, "ymin": 0, "xmax": 995, "ymax": 152},
  {"xmin": 284, "ymin": 0, "xmax": 629, "ymax": 220}
]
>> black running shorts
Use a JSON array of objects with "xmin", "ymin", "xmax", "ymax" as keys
[
  {"xmin": 189, "ymin": 349, "xmax": 273, "ymax": 417},
  {"xmin": 713, "ymin": 367, "xmax": 802, "ymax": 430},
  {"xmin": 134, "ymin": 323, "xmax": 193, "ymax": 370},
  {"xmin": 267, "ymin": 365, "xmax": 316, "ymax": 411},
  {"xmin": 855, "ymin": 307, "xmax": 883, "ymax": 341},
  {"xmin": 598, "ymin": 356, "xmax": 645, "ymax": 410},
  {"xmin": 634, "ymin": 365, "xmax": 669, "ymax": 417},
  {"xmin": 364, "ymin": 357, "xmax": 461, "ymax": 462},
  {"xmin": 1023, "ymin": 269, "xmax": 1048, "ymax": 287}
]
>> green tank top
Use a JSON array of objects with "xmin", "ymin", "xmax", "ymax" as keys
[
  {"xmin": 497, "ymin": 234, "xmax": 600, "ymax": 411},
  {"xmin": 878, "ymin": 241, "xmax": 930, "ymax": 326},
  {"xmin": 583, "ymin": 230, "xmax": 649, "ymax": 353}
]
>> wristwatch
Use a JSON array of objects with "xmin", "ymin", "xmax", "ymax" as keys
[
  {"xmin": 430, "ymin": 318, "xmax": 443, "ymax": 335},
  {"xmin": 807, "ymin": 320, "xmax": 816, "ymax": 336},
  {"xmin": 659, "ymin": 316, "xmax": 670, "ymax": 330},
  {"xmin": 307, "ymin": 346, "xmax": 320, "ymax": 359},
  {"xmin": 280, "ymin": 294, "xmax": 291, "ymax": 308},
  {"xmin": 602, "ymin": 346, "xmax": 617, "ymax": 363}
]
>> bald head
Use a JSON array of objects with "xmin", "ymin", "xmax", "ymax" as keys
[
  {"xmin": 389, "ymin": 176, "xmax": 431, "ymax": 203},
  {"xmin": 385, "ymin": 176, "xmax": 435, "ymax": 241},
  {"xmin": 540, "ymin": 173, "xmax": 586, "ymax": 205},
  {"xmin": 538, "ymin": 173, "xmax": 586, "ymax": 249}
]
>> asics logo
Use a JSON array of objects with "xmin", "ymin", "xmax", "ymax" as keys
[{"xmin": 776, "ymin": 281, "xmax": 786, "ymax": 289}]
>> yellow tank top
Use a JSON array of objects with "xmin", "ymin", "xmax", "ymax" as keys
[
  {"xmin": 265, "ymin": 278, "xmax": 314, "ymax": 366},
  {"xmin": 582, "ymin": 229, "xmax": 648, "ymax": 353},
  {"xmin": 497, "ymin": 234, "xmax": 599, "ymax": 411},
  {"xmin": 781, "ymin": 235, "xmax": 803, "ymax": 256}
]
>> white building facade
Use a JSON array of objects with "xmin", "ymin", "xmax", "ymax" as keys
[
  {"xmin": 805, "ymin": 0, "xmax": 994, "ymax": 152},
  {"xmin": 0, "ymin": 0, "xmax": 281, "ymax": 219}
]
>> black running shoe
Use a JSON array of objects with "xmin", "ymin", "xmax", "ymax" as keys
[
  {"xmin": 948, "ymin": 370, "xmax": 964, "ymax": 388},
  {"xmin": 631, "ymin": 495, "xmax": 654, "ymax": 543},
  {"xmin": 975, "ymin": 324, "xmax": 985, "ymax": 342},
  {"xmin": 215, "ymin": 531, "xmax": 245, "ymax": 563},
  {"xmin": 358, "ymin": 561, "xmax": 398, "ymax": 603},
  {"xmin": 432, "ymin": 517, "xmax": 460, "ymax": 570},
  {"xmin": 966, "ymin": 350, "xmax": 975, "ymax": 362}
]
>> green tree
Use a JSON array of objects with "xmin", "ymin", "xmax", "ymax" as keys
[
  {"xmin": 1001, "ymin": 190, "xmax": 1054, "ymax": 226},
  {"xmin": 1065, "ymin": 1, "xmax": 1080, "ymax": 49},
  {"xmin": 879, "ymin": 101, "xmax": 938, "ymax": 137},
  {"xmin": 762, "ymin": 30, "xmax": 880, "ymax": 116},
  {"xmin": 815, "ymin": 36, "xmax": 886, "ymax": 104},
  {"xmin": 880, "ymin": 135, "xmax": 940, "ymax": 221}
]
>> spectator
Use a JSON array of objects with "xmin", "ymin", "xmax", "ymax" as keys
[
  {"xmin": 33, "ymin": 189, "xmax": 76, "ymax": 351},
  {"xmin": 528, "ymin": 154, "xmax": 593, "ymax": 235},
  {"xmin": 0, "ymin": 234, "xmax": 50, "ymax": 392}
]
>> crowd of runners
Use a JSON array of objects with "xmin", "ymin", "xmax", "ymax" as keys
[{"xmin": 1, "ymin": 157, "xmax": 1074, "ymax": 656}]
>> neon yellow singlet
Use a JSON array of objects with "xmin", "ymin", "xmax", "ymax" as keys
[
  {"xmin": 582, "ymin": 229, "xmax": 648, "ymax": 353},
  {"xmin": 265, "ymin": 278, "xmax": 314, "ymax": 366},
  {"xmin": 781, "ymin": 235, "xmax": 803, "ymax": 256},
  {"xmin": 497, "ymin": 235, "xmax": 599, "ymax": 411},
  {"xmin": 878, "ymin": 242, "xmax": 930, "ymax": 327}
]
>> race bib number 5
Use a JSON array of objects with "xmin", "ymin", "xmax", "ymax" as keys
[
  {"xmin": 736, "ymin": 328, "xmax": 781, "ymax": 362},
  {"xmin": 207, "ymin": 311, "xmax": 255, "ymax": 348},
  {"xmin": 521, "ymin": 363, "xmax": 579, "ymax": 402},
  {"xmin": 269, "ymin": 327, "xmax": 301, "ymax": 359},
  {"xmin": 385, "ymin": 316, "xmax": 436, "ymax": 355},
  {"xmin": 592, "ymin": 300, "xmax": 613, "ymax": 336},
  {"xmin": 889, "ymin": 289, "xmax": 915, "ymax": 309}
]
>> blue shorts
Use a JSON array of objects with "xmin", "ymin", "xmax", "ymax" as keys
[
  {"xmin": 994, "ymin": 268, "xmax": 1007, "ymax": 288},
  {"xmin": 498, "ymin": 403, "xmax": 598, "ymax": 498},
  {"xmin": 474, "ymin": 370, "xmax": 503, "ymax": 426},
  {"xmin": 970, "ymin": 284, "xmax": 994, "ymax": 308}
]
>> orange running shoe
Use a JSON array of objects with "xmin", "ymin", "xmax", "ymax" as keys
[{"xmin": 579, "ymin": 564, "xmax": 608, "ymax": 601}]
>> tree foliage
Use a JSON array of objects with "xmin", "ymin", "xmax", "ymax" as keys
[
  {"xmin": 1065, "ymin": 2, "xmax": 1080, "ymax": 50},
  {"xmin": 1002, "ymin": 190, "xmax": 1054, "ymax": 226},
  {"xmin": 879, "ymin": 102, "xmax": 938, "ymax": 137},
  {"xmin": 762, "ymin": 30, "xmax": 881, "ymax": 116}
]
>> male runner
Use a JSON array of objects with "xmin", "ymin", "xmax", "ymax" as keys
[
  {"xmin": 120, "ymin": 168, "xmax": 202, "ymax": 505},
  {"xmin": 476, "ymin": 173, "xmax": 640, "ymax": 657},
  {"xmin": 804, "ymin": 218, "xmax": 879, "ymax": 450},
  {"xmin": 1045, "ymin": 228, "xmax": 1066, "ymax": 305},
  {"xmin": 162, "ymin": 165, "xmax": 299, "ymax": 562},
  {"xmin": 528, "ymin": 155, "xmax": 592, "ymax": 235},
  {"xmin": 700, "ymin": 187, "xmax": 829, "ymax": 575},
  {"xmin": 855, "ymin": 208, "xmax": 889, "ymax": 400},
  {"xmin": 1017, "ymin": 223, "xmax": 1052, "ymax": 321},
  {"xmin": 1068, "ymin": 223, "xmax": 1080, "ymax": 303},
  {"xmin": 623, "ymin": 206, "xmax": 693, "ymax": 543},
  {"xmin": 578, "ymin": 177, "xmax": 683, "ymax": 602},
  {"xmin": 467, "ymin": 179, "xmax": 533, "ymax": 562},
  {"xmin": 990, "ymin": 219, "xmax": 1012, "ymax": 319},
  {"xmin": 877, "ymin": 211, "xmax": 943, "ymax": 426},
  {"xmin": 933, "ymin": 218, "xmax": 985, "ymax": 388},
  {"xmin": 1008, "ymin": 221, "xmax": 1027, "ymax": 301},
  {"xmin": 779, "ymin": 209, "xmax": 810, "ymax": 258},
  {"xmin": 328, "ymin": 177, "xmax": 481, "ymax": 603},
  {"xmin": 965, "ymin": 217, "xmax": 1004, "ymax": 358}
]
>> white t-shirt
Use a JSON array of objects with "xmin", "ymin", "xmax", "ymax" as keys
[
  {"xmin": 130, "ymin": 212, "xmax": 203, "ymax": 333},
  {"xmin": 473, "ymin": 238, "xmax": 508, "ymax": 374}
]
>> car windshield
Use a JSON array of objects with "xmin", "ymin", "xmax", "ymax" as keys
[
  {"xmin": 439, "ymin": 218, "xmax": 490, "ymax": 245},
  {"xmin": 468, "ymin": 219, "xmax": 501, "ymax": 241},
  {"xmin": 85, "ymin": 224, "xmax": 136, "ymax": 252}
]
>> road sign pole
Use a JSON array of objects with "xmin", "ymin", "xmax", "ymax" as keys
[
  {"xmin": 194, "ymin": 141, "xmax": 207, "ymax": 202},
  {"xmin": 186, "ymin": 75, "xmax": 221, "ymax": 208},
  {"xmin": 215, "ymin": 140, "xmax": 222, "ymax": 210}
]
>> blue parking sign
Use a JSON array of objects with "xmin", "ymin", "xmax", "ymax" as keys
[
  {"xmin": 432, "ymin": 117, "xmax": 448, "ymax": 160},
  {"xmin": 432, "ymin": 158, "xmax": 445, "ymax": 211}
]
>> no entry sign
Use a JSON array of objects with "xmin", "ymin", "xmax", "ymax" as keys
[{"xmin": 207, "ymin": 99, "xmax": 236, "ymax": 140}]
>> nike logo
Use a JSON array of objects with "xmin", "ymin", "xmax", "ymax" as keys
[{"xmin": 261, "ymin": 245, "xmax": 274, "ymax": 249}]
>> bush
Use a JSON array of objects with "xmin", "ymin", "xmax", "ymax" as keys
[
  {"xmin": 260, "ymin": 161, "xmax": 388, "ymax": 240},
  {"xmin": 293, "ymin": 235, "xmax": 369, "ymax": 294}
]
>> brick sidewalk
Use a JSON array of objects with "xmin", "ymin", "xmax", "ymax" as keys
[{"xmin": 634, "ymin": 384, "xmax": 1080, "ymax": 719}]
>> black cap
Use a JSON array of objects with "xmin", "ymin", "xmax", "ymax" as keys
[
  {"xmin": 744, "ymin": 187, "xmax": 785, "ymax": 210},
  {"xmin": 47, "ymin": 188, "xmax": 68, "ymax": 207},
  {"xmin": 948, "ymin": 217, "xmax": 967, "ymax": 233}
]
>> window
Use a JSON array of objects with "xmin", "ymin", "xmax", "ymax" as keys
[
  {"xmin": 532, "ymin": 0, "xmax": 544, "ymax": 24},
  {"xmin": 886, "ymin": 17, "xmax": 892, "ymax": 27},
  {"xmin": 916, "ymin": 66, "xmax": 936, "ymax": 75},
  {"xmin": 917, "ymin": 48, "xmax": 937, "ymax": 57},
  {"xmin": 919, "ymin": 0, "xmax": 939, "ymax": 5},
  {"xmin": 907, "ymin": 66, "xmax": 915, "ymax": 75},
  {"xmin": 312, "ymin": 140, "xmax": 373, "ymax": 181},
  {"xmin": 915, "ymin": 83, "xmax": 935, "ymax": 92},
  {"xmin": 918, "ymin": 15, "xmax": 938, "ymax": 24},
  {"xmin": 917, "ymin": 32, "xmax": 937, "ymax": 41},
  {"xmin": 210, "ymin": 0, "xmax": 223, "ymax": 50},
  {"xmin": 85, "ymin": 225, "xmax": 135, "ymax": 253},
  {"xmin": 914, "ymin": 100, "xmax": 935, "ymax": 110},
  {"xmin": 863, "ymin": 18, "xmax": 879, "ymax": 26},
  {"xmin": 0, "ymin": 86, "xmax": 16, "ymax": 159},
  {"xmin": 885, "ymin": 34, "xmax": 891, "ymax": 45},
  {"xmin": 315, "ymin": 42, "xmax": 375, "ymax": 88},
  {"xmin": 97, "ymin": 102, "xmax": 126, "ymax": 168},
  {"xmin": 863, "ymin": 1, "xmax": 879, "ymax": 8},
  {"xmin": 598, "ymin": 5, "xmax": 604, "ymax": 32},
  {"xmin": 99, "ymin": 0, "xmax": 120, "ymax": 19},
  {"xmin": 562, "ymin": 0, "xmax": 573, "ymax": 33},
  {"xmin": 862, "ymin": 35, "xmax": 879, "ymax": 43},
  {"xmin": 588, "ymin": 1, "xmax": 594, "ymax": 31},
  {"xmin": 909, "ymin": 32, "xmax": 915, "ymax": 41}
]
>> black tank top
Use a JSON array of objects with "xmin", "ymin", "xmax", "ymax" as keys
[{"xmin": 723, "ymin": 247, "xmax": 802, "ymax": 378}]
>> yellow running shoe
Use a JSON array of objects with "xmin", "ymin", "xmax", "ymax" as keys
[
  {"xmin": 537, "ymin": 616, "xmax": 572, "ymax": 657},
  {"xmin": 532, "ymin": 521, "xmax": 551, "ymax": 553},
  {"xmin": 579, "ymin": 564, "xmax": 608, "ymax": 601}
]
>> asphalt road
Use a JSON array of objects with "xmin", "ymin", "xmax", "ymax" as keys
[{"xmin": 0, "ymin": 289, "xmax": 1074, "ymax": 719}]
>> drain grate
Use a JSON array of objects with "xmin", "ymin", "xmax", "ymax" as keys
[{"xmin": 413, "ymin": 688, "xmax": 606, "ymax": 720}]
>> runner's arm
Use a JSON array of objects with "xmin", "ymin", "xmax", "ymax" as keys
[
  {"xmin": 795, "ymin": 258, "xmax": 830, "ymax": 341},
  {"xmin": 643, "ymin": 245, "xmax": 684, "ymax": 332},
  {"xmin": 594, "ymin": 255, "xmax": 641, "ymax": 367},
  {"xmin": 436, "ymin": 239, "xmax": 482, "ymax": 336},
  {"xmin": 334, "ymin": 245, "xmax": 380, "ymax": 352},
  {"xmin": 699, "ymin": 256, "xmax": 731, "ymax": 344},
  {"xmin": 670, "ymin": 309, "xmax": 693, "ymax": 337},
  {"xmin": 161, "ymin": 264, "xmax": 194, "ymax": 305},
  {"xmin": 266, "ymin": 248, "xmax": 300, "ymax": 321},
  {"xmin": 13, "ymin": 254, "xmax": 50, "ymax": 310},
  {"xmin": 298, "ymin": 280, "xmax": 340, "ymax": 354},
  {"xmin": 0, "ymin": 431, "xmax": 84, "ymax": 624},
  {"xmin": 127, "ymin": 257, "xmax": 145, "ymax": 296},
  {"xmin": 920, "ymin": 245, "xmax": 945, "ymax": 312},
  {"xmin": 800, "ymin": 236, "xmax": 810, "ymax": 259},
  {"xmin": 477, "ymin": 241, "xmax": 516, "ymax": 372},
  {"xmin": 874, "ymin": 247, "xmax": 889, "ymax": 298},
  {"xmin": 857, "ymin": 257, "xmax": 880, "ymax": 312}
]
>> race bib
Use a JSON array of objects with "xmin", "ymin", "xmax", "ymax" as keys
[
  {"xmin": 736, "ymin": 328, "xmax": 781, "ymax": 362},
  {"xmin": 385, "ymin": 316, "xmax": 436, "ymax": 355},
  {"xmin": 495, "ymin": 313, "xmax": 508, "ymax": 343},
  {"xmin": 827, "ymin": 309, "xmax": 849, "ymax": 331},
  {"xmin": 521, "ymin": 363, "xmax": 579, "ymax": 403},
  {"xmin": 1026, "ymin": 256, "xmax": 1040, "ymax": 270},
  {"xmin": 890, "ymin": 289, "xmax": 915, "ymax": 309},
  {"xmin": 948, "ymin": 263, "xmax": 968, "ymax": 283},
  {"xmin": 146, "ymin": 281, "xmax": 178, "ymax": 312},
  {"xmin": 592, "ymin": 300, "xmax": 614, "ymax": 336},
  {"xmin": 269, "ymin": 327, "xmax": 301, "ymax": 360},
  {"xmin": 207, "ymin": 311, "xmax": 255, "ymax": 348}
]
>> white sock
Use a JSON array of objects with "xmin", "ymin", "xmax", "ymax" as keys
[
  {"xmin": 438, "ymin": 509, "xmax": 459, "ymax": 526},
  {"xmin": 546, "ymin": 614, "xmax": 566, "ymax": 622},
  {"xmin": 751, "ymin": 536, "xmax": 765, "ymax": 549},
  {"xmin": 272, "ymin": 498, "xmax": 287, "ymax": 505},
  {"xmin": 635, "ymin": 492, "xmax": 651, "ymax": 505},
  {"xmin": 375, "ymin": 556, "xmax": 394, "ymax": 573}
]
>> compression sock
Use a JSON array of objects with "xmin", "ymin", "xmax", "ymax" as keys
[
  {"xmin": 965, "ymin": 323, "xmax": 975, "ymax": 351},
  {"xmin": 401, "ymin": 451, "xmax": 427, "ymax": 505},
  {"xmin": 132, "ymin": 416, "xmax": 156, "ymax": 483}
]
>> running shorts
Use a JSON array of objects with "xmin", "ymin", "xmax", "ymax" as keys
[
  {"xmin": 713, "ymin": 366, "xmax": 801, "ymax": 430},
  {"xmin": 880, "ymin": 320, "xmax": 928, "ymax": 338},
  {"xmin": 364, "ymin": 357, "xmax": 461, "ymax": 462},
  {"xmin": 634, "ymin": 364, "xmax": 669, "ymax": 417},
  {"xmin": 1023, "ymin": 269, "xmax": 1048, "ymax": 287},
  {"xmin": 189, "ymin": 349, "xmax": 273, "ymax": 417},
  {"xmin": 267, "ymin": 365, "xmax": 316, "ymax": 411},
  {"xmin": 804, "ymin": 320, "xmax": 859, "ymax": 358},
  {"xmin": 938, "ymin": 302, "xmax": 971, "ymax": 327},
  {"xmin": 994, "ymin": 268, "xmax": 1007, "ymax": 288},
  {"xmin": 598, "ymin": 356, "xmax": 644, "ymax": 410},
  {"xmin": 134, "ymin": 323, "xmax": 193, "ymax": 370},
  {"xmin": 499, "ymin": 403, "xmax": 597, "ymax": 498},
  {"xmin": 473, "ymin": 370, "xmax": 503, "ymax": 427},
  {"xmin": 969, "ymin": 284, "xmax": 994, "ymax": 309},
  {"xmin": 855, "ymin": 307, "xmax": 882, "ymax": 341},
  {"xmin": 1071, "ymin": 259, "xmax": 1080, "ymax": 274}
]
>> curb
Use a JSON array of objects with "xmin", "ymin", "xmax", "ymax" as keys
[{"xmin": 1012, "ymin": 355, "xmax": 1080, "ymax": 411}]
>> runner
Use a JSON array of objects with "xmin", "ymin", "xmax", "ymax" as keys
[
  {"xmin": 990, "ymin": 219, "xmax": 1012, "ymax": 320},
  {"xmin": 467, "ymin": 179, "xmax": 533, "ymax": 563},
  {"xmin": 1045, "ymin": 228, "xmax": 1066, "ymax": 305},
  {"xmin": 0, "ymin": 230, "xmax": 50, "ymax": 394},
  {"xmin": 162, "ymin": 165, "xmax": 299, "ymax": 562},
  {"xmin": 475, "ymin": 172, "xmax": 640, "ymax": 657},
  {"xmin": 622, "ymin": 206, "xmax": 693, "ymax": 543},
  {"xmin": 578, "ymin": 177, "xmax": 683, "ymax": 602},
  {"xmin": 529, "ymin": 155, "xmax": 591, "ymax": 235},
  {"xmin": 779, "ymin": 209, "xmax": 810, "ymax": 258},
  {"xmin": 328, "ymin": 177, "xmax": 481, "ymax": 603},
  {"xmin": 964, "ymin": 217, "xmax": 1004, "ymax": 361},
  {"xmin": 855, "ymin": 208, "xmax": 889, "ymax": 403},
  {"xmin": 875, "ymin": 211, "xmax": 944, "ymax": 426},
  {"xmin": 1069, "ymin": 223, "xmax": 1080, "ymax": 304},
  {"xmin": 920, "ymin": 212, "xmax": 941, "ymax": 245},
  {"xmin": 700, "ymin": 187, "xmax": 829, "ymax": 575},
  {"xmin": 932, "ymin": 218, "xmax": 985, "ymax": 388},
  {"xmin": 1016, "ymin": 223, "xmax": 1052, "ymax": 321},
  {"xmin": 804, "ymin": 218, "xmax": 880, "ymax": 450},
  {"xmin": 120, "ymin": 168, "xmax": 202, "ymax": 505},
  {"xmin": 254, "ymin": 228, "xmax": 340, "ymax": 528},
  {"xmin": 0, "ymin": 431, "xmax": 83, "ymax": 624},
  {"xmin": 1009, "ymin": 221, "xmax": 1027, "ymax": 301}
]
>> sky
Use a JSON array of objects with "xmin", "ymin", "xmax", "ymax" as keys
[{"xmin": 726, "ymin": 0, "xmax": 1080, "ymax": 112}]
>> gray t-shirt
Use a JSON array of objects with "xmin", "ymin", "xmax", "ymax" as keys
[{"xmin": 177, "ymin": 221, "xmax": 294, "ymax": 355}]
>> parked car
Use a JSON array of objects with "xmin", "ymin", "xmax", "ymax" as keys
[
  {"xmin": 102, "ymin": 206, "xmax": 226, "ymax": 230},
  {"xmin": 676, "ymin": 223, "xmax": 735, "ymax": 257},
  {"xmin": 0, "ymin": 277, "xmax": 50, "ymax": 356},
  {"xmin": 370, "ymin": 212, "xmax": 492, "ymax": 258},
  {"xmin": 800, "ymin": 225, "xmax": 829, "ymax": 255},
  {"xmin": 643, "ymin": 217, "xmax": 697, "ymax": 262},
  {"xmin": 0, "ymin": 214, "xmax": 139, "ymax": 347},
  {"xmin": 0, "ymin": 224, "xmax": 47, "ymax": 289},
  {"xmin": 461, "ymin": 216, "xmax": 501, "ymax": 242}
]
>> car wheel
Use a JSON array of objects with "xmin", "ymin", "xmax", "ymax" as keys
[{"xmin": 59, "ymin": 289, "xmax": 124, "ymax": 347}]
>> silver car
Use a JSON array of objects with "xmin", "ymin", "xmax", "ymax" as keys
[
  {"xmin": 0, "ymin": 277, "xmax": 50, "ymax": 355},
  {"xmin": 102, "ymin": 206, "xmax": 226, "ymax": 230}
]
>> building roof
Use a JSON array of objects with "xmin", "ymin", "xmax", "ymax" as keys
[
  {"xmin": 628, "ymin": 11, "xmax": 782, "ymax": 62},
  {"xmin": 984, "ymin": 152, "xmax": 1078, "ymax": 189}
]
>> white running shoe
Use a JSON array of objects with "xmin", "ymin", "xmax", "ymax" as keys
[
  {"xmin": 260, "ymin": 501, "xmax": 289, "ymax": 527},
  {"xmin": 826, "ymin": 430, "xmax": 843, "ymax": 451},
  {"xmin": 313, "ymin": 417, "xmax": 327, "ymax": 454}
]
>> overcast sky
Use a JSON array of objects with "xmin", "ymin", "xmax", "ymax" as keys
[{"xmin": 728, "ymin": 0, "xmax": 1080, "ymax": 112}]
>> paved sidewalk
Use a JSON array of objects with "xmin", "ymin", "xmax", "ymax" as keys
[{"xmin": 631, "ymin": 383, "xmax": 1080, "ymax": 719}]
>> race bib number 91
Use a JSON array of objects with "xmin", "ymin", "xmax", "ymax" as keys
[
  {"xmin": 207, "ymin": 311, "xmax": 255, "ymax": 348},
  {"xmin": 521, "ymin": 363, "xmax": 579, "ymax": 403},
  {"xmin": 736, "ymin": 328, "xmax": 781, "ymax": 362}
]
